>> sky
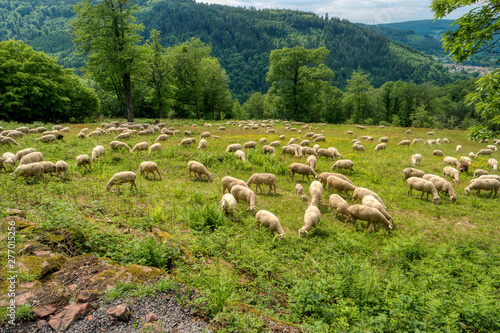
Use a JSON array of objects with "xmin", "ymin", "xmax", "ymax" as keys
[{"xmin": 195, "ymin": 0, "xmax": 472, "ymax": 24}]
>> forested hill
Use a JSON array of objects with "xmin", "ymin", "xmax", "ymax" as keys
[{"xmin": 1, "ymin": 0, "xmax": 461, "ymax": 102}]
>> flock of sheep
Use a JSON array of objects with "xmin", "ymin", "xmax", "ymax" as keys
[{"xmin": 1, "ymin": 120, "xmax": 499, "ymax": 239}]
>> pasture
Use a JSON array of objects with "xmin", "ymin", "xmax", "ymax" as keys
[{"xmin": 1, "ymin": 120, "xmax": 499, "ymax": 332}]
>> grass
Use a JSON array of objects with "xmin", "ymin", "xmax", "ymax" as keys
[{"xmin": 1, "ymin": 119, "xmax": 500, "ymax": 331}]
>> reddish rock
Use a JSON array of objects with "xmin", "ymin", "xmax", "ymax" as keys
[
  {"xmin": 68, "ymin": 284, "xmax": 78, "ymax": 292},
  {"xmin": 32, "ymin": 250, "xmax": 52, "ymax": 257},
  {"xmin": 77, "ymin": 290, "xmax": 100, "ymax": 303},
  {"xmin": 143, "ymin": 323, "xmax": 162, "ymax": 332},
  {"xmin": 48, "ymin": 303, "xmax": 84, "ymax": 331},
  {"xmin": 145, "ymin": 312, "xmax": 158, "ymax": 322},
  {"xmin": 33, "ymin": 305, "xmax": 56, "ymax": 318},
  {"xmin": 5, "ymin": 208, "xmax": 25, "ymax": 218},
  {"xmin": 79, "ymin": 302, "xmax": 94, "ymax": 316},
  {"xmin": 19, "ymin": 281, "xmax": 38, "ymax": 289},
  {"xmin": 15, "ymin": 292, "xmax": 34, "ymax": 305},
  {"xmin": 106, "ymin": 304, "xmax": 131, "ymax": 321},
  {"xmin": 18, "ymin": 243, "xmax": 34, "ymax": 255},
  {"xmin": 37, "ymin": 319, "xmax": 48, "ymax": 328}
]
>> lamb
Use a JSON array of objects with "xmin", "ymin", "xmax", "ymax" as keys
[
  {"xmin": 352, "ymin": 187, "xmax": 386, "ymax": 208},
  {"xmin": 197, "ymin": 139, "xmax": 207, "ymax": 150},
  {"xmin": 15, "ymin": 148, "xmax": 37, "ymax": 161},
  {"xmin": 398, "ymin": 140, "xmax": 411, "ymax": 146},
  {"xmin": 471, "ymin": 175, "xmax": 500, "ymax": 183},
  {"xmin": 443, "ymin": 166, "xmax": 460, "ymax": 182},
  {"xmin": 220, "ymin": 193, "xmax": 237, "ymax": 218},
  {"xmin": 19, "ymin": 152, "xmax": 44, "ymax": 165},
  {"xmin": 187, "ymin": 161, "xmax": 212, "ymax": 181},
  {"xmin": 131, "ymin": 142, "xmax": 149, "ymax": 152},
  {"xmin": 406, "ymin": 177, "xmax": 440, "ymax": 204},
  {"xmin": 488, "ymin": 158, "xmax": 498, "ymax": 172},
  {"xmin": 487, "ymin": 144, "xmax": 498, "ymax": 151},
  {"xmin": 235, "ymin": 150, "xmax": 246, "ymax": 162},
  {"xmin": 328, "ymin": 194, "xmax": 349, "ymax": 219},
  {"xmin": 55, "ymin": 160, "xmax": 68, "ymax": 178},
  {"xmin": 307, "ymin": 155, "xmax": 317, "ymax": 170},
  {"xmin": 347, "ymin": 204, "xmax": 393, "ymax": 231},
  {"xmin": 200, "ymin": 132, "xmax": 211, "ymax": 139},
  {"xmin": 299, "ymin": 205, "xmax": 321, "ymax": 238},
  {"xmin": 331, "ymin": 159, "xmax": 354, "ymax": 173},
  {"xmin": 243, "ymin": 141, "xmax": 257, "ymax": 149},
  {"xmin": 75, "ymin": 154, "xmax": 92, "ymax": 171},
  {"xmin": 361, "ymin": 195, "xmax": 393, "ymax": 222},
  {"xmin": 289, "ymin": 163, "xmax": 318, "ymax": 181},
  {"xmin": 295, "ymin": 184, "xmax": 307, "ymax": 200},
  {"xmin": 326, "ymin": 175, "xmax": 357, "ymax": 196},
  {"xmin": 138, "ymin": 161, "xmax": 161, "ymax": 179},
  {"xmin": 262, "ymin": 145, "xmax": 276, "ymax": 155},
  {"xmin": 476, "ymin": 148, "xmax": 494, "ymax": 156},
  {"xmin": 246, "ymin": 173, "xmax": 277, "ymax": 194},
  {"xmin": 178, "ymin": 138, "xmax": 196, "ymax": 147},
  {"xmin": 106, "ymin": 171, "xmax": 137, "ymax": 191},
  {"xmin": 110, "ymin": 141, "xmax": 131, "ymax": 151},
  {"xmin": 230, "ymin": 185, "xmax": 258, "ymax": 213},
  {"xmin": 443, "ymin": 156, "xmax": 460, "ymax": 168},
  {"xmin": 221, "ymin": 176, "xmax": 248, "ymax": 194},
  {"xmin": 269, "ymin": 141, "xmax": 280, "ymax": 147},
  {"xmin": 10, "ymin": 163, "xmax": 44, "ymax": 180},
  {"xmin": 473, "ymin": 169, "xmax": 489, "ymax": 178},
  {"xmin": 411, "ymin": 154, "xmax": 422, "ymax": 166},
  {"xmin": 226, "ymin": 143, "xmax": 242, "ymax": 152},
  {"xmin": 374, "ymin": 143, "xmax": 386, "ymax": 151},
  {"xmin": 426, "ymin": 176, "xmax": 457, "ymax": 202},
  {"xmin": 309, "ymin": 180, "xmax": 323, "ymax": 206},
  {"xmin": 91, "ymin": 145, "xmax": 105, "ymax": 163},
  {"xmin": 255, "ymin": 210, "xmax": 285, "ymax": 238},
  {"xmin": 402, "ymin": 167, "xmax": 425, "ymax": 182},
  {"xmin": 456, "ymin": 145, "xmax": 462, "ymax": 152},
  {"xmin": 38, "ymin": 161, "xmax": 56, "ymax": 174},
  {"xmin": 464, "ymin": 179, "xmax": 500, "ymax": 197},
  {"xmin": 433, "ymin": 150, "xmax": 443, "ymax": 157}
]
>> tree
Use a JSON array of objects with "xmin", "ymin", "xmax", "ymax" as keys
[
  {"xmin": 342, "ymin": 70, "xmax": 372, "ymax": 124},
  {"xmin": 266, "ymin": 46, "xmax": 334, "ymax": 122},
  {"xmin": 71, "ymin": 0, "xmax": 144, "ymax": 122},
  {"xmin": 243, "ymin": 92, "xmax": 265, "ymax": 119},
  {"xmin": 0, "ymin": 40, "xmax": 99, "ymax": 123}
]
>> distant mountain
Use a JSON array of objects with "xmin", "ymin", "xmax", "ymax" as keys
[{"xmin": 377, "ymin": 19, "xmax": 457, "ymax": 38}]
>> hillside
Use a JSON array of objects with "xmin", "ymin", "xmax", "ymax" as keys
[{"xmin": 0, "ymin": 0, "xmax": 463, "ymax": 102}]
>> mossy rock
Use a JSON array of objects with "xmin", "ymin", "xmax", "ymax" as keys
[
  {"xmin": 0, "ymin": 217, "xmax": 35, "ymax": 231},
  {"xmin": 41, "ymin": 232, "xmax": 66, "ymax": 244},
  {"xmin": 17, "ymin": 254, "xmax": 66, "ymax": 279},
  {"xmin": 108, "ymin": 265, "xmax": 165, "ymax": 284}
]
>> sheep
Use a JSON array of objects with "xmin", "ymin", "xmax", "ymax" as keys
[
  {"xmin": 255, "ymin": 210, "xmax": 285, "ymax": 238},
  {"xmin": 459, "ymin": 156, "xmax": 472, "ymax": 165},
  {"xmin": 146, "ymin": 143, "xmax": 161, "ymax": 153},
  {"xmin": 301, "ymin": 147, "xmax": 317, "ymax": 157},
  {"xmin": 221, "ymin": 176, "xmax": 248, "ymax": 194},
  {"xmin": 19, "ymin": 152, "xmax": 44, "ymax": 165},
  {"xmin": 347, "ymin": 131, "xmax": 354, "ymax": 135},
  {"xmin": 187, "ymin": 161, "xmax": 212, "ymax": 181},
  {"xmin": 263, "ymin": 145, "xmax": 276, "ymax": 155},
  {"xmin": 402, "ymin": 167, "xmax": 425, "ymax": 182},
  {"xmin": 299, "ymin": 205, "xmax": 321, "ymax": 238},
  {"xmin": 289, "ymin": 163, "xmax": 318, "ymax": 181},
  {"xmin": 184, "ymin": 130, "xmax": 192, "ymax": 136},
  {"xmin": 406, "ymin": 177, "xmax": 440, "ymax": 203},
  {"xmin": 281, "ymin": 146, "xmax": 299, "ymax": 157},
  {"xmin": 299, "ymin": 140, "xmax": 310, "ymax": 147},
  {"xmin": 425, "ymin": 176, "xmax": 457, "ymax": 202},
  {"xmin": 326, "ymin": 175, "xmax": 356, "ymax": 196},
  {"xmin": 331, "ymin": 159, "xmax": 354, "ymax": 173},
  {"xmin": 178, "ymin": 138, "xmax": 196, "ymax": 147},
  {"xmin": 243, "ymin": 141, "xmax": 257, "ymax": 149},
  {"xmin": 197, "ymin": 139, "xmax": 207, "ymax": 150},
  {"xmin": 361, "ymin": 195, "xmax": 393, "ymax": 222},
  {"xmin": 289, "ymin": 144, "xmax": 303, "ymax": 157},
  {"xmin": 307, "ymin": 155, "xmax": 317, "ymax": 170},
  {"xmin": 220, "ymin": 193, "xmax": 237, "ymax": 218},
  {"xmin": 110, "ymin": 141, "xmax": 131, "ymax": 152},
  {"xmin": 155, "ymin": 134, "xmax": 169, "ymax": 142},
  {"xmin": 226, "ymin": 143, "xmax": 242, "ymax": 153},
  {"xmin": 131, "ymin": 142, "xmax": 149, "ymax": 152},
  {"xmin": 235, "ymin": 149, "xmax": 246, "ymax": 162},
  {"xmin": 327, "ymin": 147, "xmax": 342, "ymax": 160},
  {"xmin": 411, "ymin": 154, "xmax": 422, "ymax": 166},
  {"xmin": 10, "ymin": 163, "xmax": 44, "ymax": 180},
  {"xmin": 269, "ymin": 141, "xmax": 280, "ymax": 147},
  {"xmin": 200, "ymin": 132, "xmax": 211, "ymax": 139},
  {"xmin": 55, "ymin": 160, "xmax": 68, "ymax": 178},
  {"xmin": 398, "ymin": 140, "xmax": 411, "ymax": 146},
  {"xmin": 295, "ymin": 184, "xmax": 307, "ymax": 201},
  {"xmin": 374, "ymin": 143, "xmax": 386, "ymax": 151},
  {"xmin": 7, "ymin": 130, "xmax": 23, "ymax": 139},
  {"xmin": 328, "ymin": 194, "xmax": 349, "ymax": 219},
  {"xmin": 487, "ymin": 144, "xmax": 497, "ymax": 151},
  {"xmin": 352, "ymin": 187, "xmax": 386, "ymax": 208},
  {"xmin": 443, "ymin": 156, "xmax": 460, "ymax": 168},
  {"xmin": 477, "ymin": 148, "xmax": 494, "ymax": 156},
  {"xmin": 464, "ymin": 179, "xmax": 500, "ymax": 197},
  {"xmin": 38, "ymin": 161, "xmax": 56, "ymax": 174},
  {"xmin": 230, "ymin": 185, "xmax": 258, "ymax": 213},
  {"xmin": 279, "ymin": 135, "xmax": 285, "ymax": 140},
  {"xmin": 313, "ymin": 136, "xmax": 326, "ymax": 142},
  {"xmin": 469, "ymin": 152, "xmax": 477, "ymax": 158},
  {"xmin": 106, "ymin": 171, "xmax": 137, "ymax": 191},
  {"xmin": 433, "ymin": 150, "xmax": 443, "ymax": 157},
  {"xmin": 219, "ymin": 127, "xmax": 226, "ymax": 131},
  {"xmin": 471, "ymin": 175, "xmax": 500, "ymax": 183},
  {"xmin": 3, "ymin": 152, "xmax": 16, "ymax": 169},
  {"xmin": 378, "ymin": 137, "xmax": 389, "ymax": 143},
  {"xmin": 0, "ymin": 137, "xmax": 20, "ymax": 146},
  {"xmin": 247, "ymin": 173, "xmax": 277, "ymax": 194},
  {"xmin": 309, "ymin": 180, "xmax": 323, "ymax": 206},
  {"xmin": 76, "ymin": 154, "xmax": 92, "ymax": 171},
  {"xmin": 474, "ymin": 169, "xmax": 489, "ymax": 178},
  {"xmin": 91, "ymin": 145, "xmax": 105, "ymax": 163},
  {"xmin": 458, "ymin": 162, "xmax": 469, "ymax": 173},
  {"xmin": 456, "ymin": 145, "xmax": 462, "ymax": 152},
  {"xmin": 443, "ymin": 166, "xmax": 460, "ymax": 182},
  {"xmin": 488, "ymin": 158, "xmax": 498, "ymax": 172},
  {"xmin": 138, "ymin": 161, "xmax": 161, "ymax": 179},
  {"xmin": 35, "ymin": 134, "xmax": 57, "ymax": 143},
  {"xmin": 317, "ymin": 172, "xmax": 353, "ymax": 187},
  {"xmin": 15, "ymin": 148, "xmax": 37, "ymax": 161},
  {"xmin": 352, "ymin": 144, "xmax": 365, "ymax": 153},
  {"xmin": 259, "ymin": 138, "xmax": 267, "ymax": 144},
  {"xmin": 347, "ymin": 205, "xmax": 393, "ymax": 231}
]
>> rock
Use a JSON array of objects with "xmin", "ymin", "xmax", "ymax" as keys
[
  {"xmin": 32, "ymin": 250, "xmax": 52, "ymax": 257},
  {"xmin": 146, "ymin": 312, "xmax": 158, "ymax": 322},
  {"xmin": 18, "ymin": 243, "xmax": 34, "ymax": 255},
  {"xmin": 68, "ymin": 284, "xmax": 78, "ymax": 292},
  {"xmin": 15, "ymin": 292, "xmax": 34, "ymax": 305},
  {"xmin": 48, "ymin": 303, "xmax": 84, "ymax": 331},
  {"xmin": 79, "ymin": 302, "xmax": 94, "ymax": 316},
  {"xmin": 33, "ymin": 304, "xmax": 57, "ymax": 318},
  {"xmin": 37, "ymin": 319, "xmax": 48, "ymax": 328},
  {"xmin": 106, "ymin": 304, "xmax": 131, "ymax": 321},
  {"xmin": 107, "ymin": 265, "xmax": 165, "ymax": 285},
  {"xmin": 17, "ymin": 255, "xmax": 65, "ymax": 278},
  {"xmin": 77, "ymin": 290, "xmax": 100, "ymax": 303},
  {"xmin": 143, "ymin": 322, "xmax": 162, "ymax": 332},
  {"xmin": 5, "ymin": 208, "xmax": 25, "ymax": 218}
]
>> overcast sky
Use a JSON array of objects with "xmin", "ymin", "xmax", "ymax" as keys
[{"xmin": 195, "ymin": 0, "xmax": 472, "ymax": 24}]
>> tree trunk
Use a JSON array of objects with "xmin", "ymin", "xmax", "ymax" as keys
[
  {"xmin": 123, "ymin": 72, "xmax": 134, "ymax": 122},
  {"xmin": 157, "ymin": 89, "xmax": 163, "ymax": 119}
]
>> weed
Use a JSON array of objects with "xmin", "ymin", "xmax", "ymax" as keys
[{"xmin": 104, "ymin": 282, "xmax": 137, "ymax": 300}]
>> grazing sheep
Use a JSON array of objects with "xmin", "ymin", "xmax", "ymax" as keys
[
  {"xmin": 19, "ymin": 152, "xmax": 44, "ymax": 165},
  {"xmin": 443, "ymin": 156, "xmax": 460, "ymax": 168},
  {"xmin": 289, "ymin": 163, "xmax": 318, "ymax": 181},
  {"xmin": 374, "ymin": 143, "xmax": 386, "ymax": 151},
  {"xmin": 326, "ymin": 175, "xmax": 356, "ymax": 196},
  {"xmin": 235, "ymin": 149, "xmax": 246, "ymax": 162},
  {"xmin": 487, "ymin": 144, "xmax": 497, "ymax": 151},
  {"xmin": 477, "ymin": 148, "xmax": 494, "ymax": 156},
  {"xmin": 471, "ymin": 175, "xmax": 500, "ymax": 183},
  {"xmin": 226, "ymin": 143, "xmax": 242, "ymax": 153},
  {"xmin": 263, "ymin": 145, "xmax": 276, "ymax": 155},
  {"xmin": 469, "ymin": 152, "xmax": 477, "ymax": 158},
  {"xmin": 474, "ymin": 169, "xmax": 489, "ymax": 178},
  {"xmin": 378, "ymin": 137, "xmax": 389, "ymax": 143},
  {"xmin": 10, "ymin": 163, "xmax": 44, "ymax": 180},
  {"xmin": 187, "ymin": 161, "xmax": 212, "ymax": 181},
  {"xmin": 329, "ymin": 194, "xmax": 349, "ymax": 219},
  {"xmin": 38, "ymin": 161, "xmax": 56, "ymax": 174},
  {"xmin": 149, "ymin": 143, "xmax": 162, "ymax": 153},
  {"xmin": 347, "ymin": 204, "xmax": 393, "ymax": 231},
  {"xmin": 110, "ymin": 141, "xmax": 131, "ymax": 152},
  {"xmin": 411, "ymin": 154, "xmax": 422, "ymax": 166},
  {"xmin": 200, "ymin": 132, "xmax": 211, "ymax": 139},
  {"xmin": 307, "ymin": 155, "xmax": 317, "ymax": 170},
  {"xmin": 139, "ymin": 161, "xmax": 161, "ymax": 179},
  {"xmin": 299, "ymin": 205, "xmax": 321, "ymax": 238},
  {"xmin": 0, "ymin": 137, "xmax": 20, "ymax": 146},
  {"xmin": 243, "ymin": 141, "xmax": 257, "ymax": 149},
  {"xmin": 269, "ymin": 141, "xmax": 280, "ymax": 147},
  {"xmin": 309, "ymin": 180, "xmax": 323, "ymax": 206},
  {"xmin": 247, "ymin": 173, "xmax": 277, "ymax": 194},
  {"xmin": 76, "ymin": 154, "xmax": 92, "ymax": 171},
  {"xmin": 106, "ymin": 171, "xmax": 137, "ymax": 191},
  {"xmin": 443, "ymin": 166, "xmax": 460, "ymax": 182},
  {"xmin": 301, "ymin": 147, "xmax": 317, "ymax": 157},
  {"xmin": 259, "ymin": 138, "xmax": 267, "ymax": 144},
  {"xmin": 220, "ymin": 193, "xmax": 237, "ymax": 218},
  {"xmin": 219, "ymin": 127, "xmax": 226, "ymax": 131},
  {"xmin": 361, "ymin": 195, "xmax": 393, "ymax": 222},
  {"xmin": 155, "ymin": 134, "xmax": 169, "ymax": 142},
  {"xmin": 352, "ymin": 144, "xmax": 365, "ymax": 153},
  {"xmin": 295, "ymin": 184, "xmax": 307, "ymax": 201},
  {"xmin": 255, "ymin": 210, "xmax": 285, "ymax": 238},
  {"xmin": 178, "ymin": 138, "xmax": 196, "ymax": 147},
  {"xmin": 7, "ymin": 130, "xmax": 23, "ymax": 139},
  {"xmin": 488, "ymin": 158, "xmax": 498, "ymax": 172},
  {"xmin": 35, "ymin": 134, "xmax": 57, "ymax": 143},
  {"xmin": 464, "ymin": 179, "xmax": 500, "ymax": 197},
  {"xmin": 456, "ymin": 145, "xmax": 462, "ymax": 152},
  {"xmin": 197, "ymin": 139, "xmax": 207, "ymax": 150},
  {"xmin": 317, "ymin": 172, "xmax": 353, "ymax": 187},
  {"xmin": 131, "ymin": 142, "xmax": 149, "ymax": 152},
  {"xmin": 425, "ymin": 177, "xmax": 457, "ymax": 202},
  {"xmin": 221, "ymin": 176, "xmax": 248, "ymax": 194},
  {"xmin": 433, "ymin": 150, "xmax": 443, "ymax": 157},
  {"xmin": 331, "ymin": 159, "xmax": 354, "ymax": 173},
  {"xmin": 15, "ymin": 148, "xmax": 37, "ymax": 161},
  {"xmin": 55, "ymin": 160, "xmax": 68, "ymax": 178},
  {"xmin": 458, "ymin": 162, "xmax": 469, "ymax": 172},
  {"xmin": 313, "ymin": 135, "xmax": 326, "ymax": 142},
  {"xmin": 327, "ymin": 147, "xmax": 342, "ymax": 160},
  {"xmin": 398, "ymin": 140, "xmax": 411, "ymax": 146},
  {"xmin": 281, "ymin": 146, "xmax": 299, "ymax": 158},
  {"xmin": 3, "ymin": 152, "xmax": 16, "ymax": 169},
  {"xmin": 403, "ymin": 167, "xmax": 425, "ymax": 182},
  {"xmin": 459, "ymin": 156, "xmax": 472, "ymax": 165},
  {"xmin": 347, "ymin": 131, "xmax": 354, "ymax": 135},
  {"xmin": 231, "ymin": 185, "xmax": 258, "ymax": 213},
  {"xmin": 406, "ymin": 177, "xmax": 440, "ymax": 204},
  {"xmin": 91, "ymin": 145, "xmax": 105, "ymax": 163},
  {"xmin": 352, "ymin": 187, "xmax": 386, "ymax": 209}
]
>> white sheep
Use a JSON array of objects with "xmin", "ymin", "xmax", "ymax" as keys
[
  {"xmin": 19, "ymin": 152, "xmax": 44, "ymax": 166},
  {"xmin": 306, "ymin": 155, "xmax": 317, "ymax": 170},
  {"xmin": 260, "ymin": 138, "xmax": 267, "ymax": 144},
  {"xmin": 425, "ymin": 176, "xmax": 457, "ymax": 202},
  {"xmin": 38, "ymin": 161, "xmax": 56, "ymax": 174},
  {"xmin": 469, "ymin": 152, "xmax": 477, "ymax": 158},
  {"xmin": 220, "ymin": 193, "xmax": 237, "ymax": 218},
  {"xmin": 247, "ymin": 173, "xmax": 277, "ymax": 194},
  {"xmin": 187, "ymin": 161, "xmax": 212, "ymax": 181},
  {"xmin": 155, "ymin": 134, "xmax": 169, "ymax": 142},
  {"xmin": 352, "ymin": 187, "xmax": 386, "ymax": 208},
  {"xmin": 35, "ymin": 134, "xmax": 57, "ymax": 143},
  {"xmin": 327, "ymin": 147, "xmax": 342, "ymax": 160},
  {"xmin": 235, "ymin": 150, "xmax": 246, "ymax": 162},
  {"xmin": 299, "ymin": 139, "xmax": 310, "ymax": 147},
  {"xmin": 197, "ymin": 139, "xmax": 207, "ymax": 150},
  {"xmin": 299, "ymin": 205, "xmax": 321, "ymax": 238},
  {"xmin": 443, "ymin": 156, "xmax": 460, "ymax": 168},
  {"xmin": 488, "ymin": 158, "xmax": 498, "ymax": 172},
  {"xmin": 148, "ymin": 143, "xmax": 162, "ymax": 153},
  {"xmin": 110, "ymin": 141, "xmax": 131, "ymax": 152},
  {"xmin": 221, "ymin": 176, "xmax": 248, "ymax": 194},
  {"xmin": 316, "ymin": 148, "xmax": 335, "ymax": 160},
  {"xmin": 326, "ymin": 175, "xmax": 356, "ymax": 196},
  {"xmin": 352, "ymin": 144, "xmax": 365, "ymax": 153},
  {"xmin": 473, "ymin": 169, "xmax": 489, "ymax": 178},
  {"xmin": 331, "ymin": 159, "xmax": 354, "ymax": 173},
  {"xmin": 2, "ymin": 152, "xmax": 16, "ymax": 169},
  {"xmin": 398, "ymin": 140, "xmax": 411, "ymax": 146},
  {"xmin": 178, "ymin": 138, "xmax": 196, "ymax": 146},
  {"xmin": 269, "ymin": 141, "xmax": 280, "ymax": 147},
  {"xmin": 138, "ymin": 161, "xmax": 161, "ymax": 179},
  {"xmin": 378, "ymin": 137, "xmax": 389, "ymax": 143},
  {"xmin": 456, "ymin": 145, "xmax": 462, "ymax": 152},
  {"xmin": 131, "ymin": 142, "xmax": 149, "ymax": 152},
  {"xmin": 464, "ymin": 179, "xmax": 500, "ymax": 197},
  {"xmin": 374, "ymin": 143, "xmax": 386, "ymax": 151},
  {"xmin": 243, "ymin": 141, "xmax": 257, "ymax": 149},
  {"xmin": 263, "ymin": 145, "xmax": 276, "ymax": 155},
  {"xmin": 0, "ymin": 137, "xmax": 20, "ymax": 146},
  {"xmin": 459, "ymin": 156, "xmax": 472, "ymax": 165},
  {"xmin": 317, "ymin": 172, "xmax": 353, "ymax": 187},
  {"xmin": 328, "ymin": 194, "xmax": 349, "ymax": 219},
  {"xmin": 55, "ymin": 160, "xmax": 68, "ymax": 178},
  {"xmin": 402, "ymin": 167, "xmax": 425, "ymax": 182},
  {"xmin": 226, "ymin": 143, "xmax": 242, "ymax": 152},
  {"xmin": 255, "ymin": 210, "xmax": 285, "ymax": 238},
  {"xmin": 347, "ymin": 204, "xmax": 393, "ymax": 231},
  {"xmin": 309, "ymin": 180, "xmax": 323, "ymax": 206},
  {"xmin": 433, "ymin": 150, "xmax": 443, "ymax": 157},
  {"xmin": 476, "ymin": 148, "xmax": 494, "ymax": 156},
  {"xmin": 443, "ymin": 166, "xmax": 460, "ymax": 182},
  {"xmin": 470, "ymin": 175, "xmax": 500, "ymax": 183},
  {"xmin": 411, "ymin": 154, "xmax": 422, "ymax": 166},
  {"xmin": 289, "ymin": 163, "xmax": 318, "ymax": 181},
  {"xmin": 231, "ymin": 185, "xmax": 258, "ymax": 213},
  {"xmin": 15, "ymin": 148, "xmax": 36, "ymax": 162},
  {"xmin": 200, "ymin": 132, "xmax": 211, "ymax": 139},
  {"xmin": 10, "ymin": 163, "xmax": 44, "ymax": 180},
  {"xmin": 76, "ymin": 154, "xmax": 92, "ymax": 171},
  {"xmin": 106, "ymin": 171, "xmax": 137, "ymax": 191},
  {"xmin": 91, "ymin": 145, "xmax": 105, "ymax": 163},
  {"xmin": 295, "ymin": 184, "xmax": 307, "ymax": 201},
  {"xmin": 406, "ymin": 177, "xmax": 440, "ymax": 204},
  {"xmin": 361, "ymin": 195, "xmax": 393, "ymax": 223}
]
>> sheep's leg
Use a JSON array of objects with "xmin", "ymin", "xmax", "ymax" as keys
[
  {"xmin": 156, "ymin": 169, "xmax": 162, "ymax": 179},
  {"xmin": 407, "ymin": 188, "xmax": 413, "ymax": 197}
]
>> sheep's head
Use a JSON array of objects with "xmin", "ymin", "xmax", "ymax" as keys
[
  {"xmin": 464, "ymin": 187, "xmax": 471, "ymax": 196},
  {"xmin": 450, "ymin": 195, "xmax": 457, "ymax": 203},
  {"xmin": 298, "ymin": 228, "xmax": 307, "ymax": 238},
  {"xmin": 433, "ymin": 195, "xmax": 441, "ymax": 204},
  {"xmin": 247, "ymin": 206, "xmax": 258, "ymax": 215}
]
